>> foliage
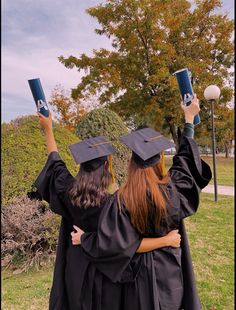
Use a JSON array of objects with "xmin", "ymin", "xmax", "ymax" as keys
[
  {"xmin": 1, "ymin": 196, "xmax": 61, "ymax": 272},
  {"xmin": 194, "ymin": 103, "xmax": 234, "ymax": 157},
  {"xmin": 1, "ymin": 115, "xmax": 78, "ymax": 204},
  {"xmin": 49, "ymin": 85, "xmax": 87, "ymax": 133},
  {"xmin": 59, "ymin": 0, "xmax": 234, "ymax": 148},
  {"xmin": 76, "ymin": 108, "xmax": 130, "ymax": 185},
  {"xmin": 214, "ymin": 106, "xmax": 234, "ymax": 157},
  {"xmin": 194, "ymin": 102, "xmax": 234, "ymax": 158}
]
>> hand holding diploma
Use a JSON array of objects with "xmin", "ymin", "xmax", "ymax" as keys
[
  {"xmin": 181, "ymin": 94, "xmax": 200, "ymax": 124},
  {"xmin": 37, "ymin": 111, "xmax": 53, "ymax": 131}
]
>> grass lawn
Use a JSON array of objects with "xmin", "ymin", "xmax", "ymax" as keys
[
  {"xmin": 2, "ymin": 194, "xmax": 234, "ymax": 309},
  {"xmin": 2, "ymin": 267, "xmax": 53, "ymax": 310},
  {"xmin": 165, "ymin": 156, "xmax": 234, "ymax": 186},
  {"xmin": 185, "ymin": 193, "xmax": 234, "ymax": 310}
]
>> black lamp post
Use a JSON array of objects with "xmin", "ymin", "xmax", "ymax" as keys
[{"xmin": 204, "ymin": 85, "xmax": 221, "ymax": 202}]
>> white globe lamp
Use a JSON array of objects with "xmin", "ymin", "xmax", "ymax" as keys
[{"xmin": 204, "ymin": 85, "xmax": 221, "ymax": 101}]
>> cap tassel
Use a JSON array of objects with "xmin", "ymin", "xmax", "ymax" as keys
[
  {"xmin": 160, "ymin": 150, "xmax": 166, "ymax": 177},
  {"xmin": 108, "ymin": 155, "xmax": 115, "ymax": 183}
]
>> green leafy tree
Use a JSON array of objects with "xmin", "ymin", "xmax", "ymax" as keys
[
  {"xmin": 76, "ymin": 108, "xmax": 129, "ymax": 185},
  {"xmin": 1, "ymin": 116, "xmax": 78, "ymax": 204},
  {"xmin": 59, "ymin": 0, "xmax": 234, "ymax": 149}
]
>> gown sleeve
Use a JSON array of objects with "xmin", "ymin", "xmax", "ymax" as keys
[
  {"xmin": 80, "ymin": 193, "xmax": 142, "ymax": 283},
  {"xmin": 169, "ymin": 126, "xmax": 212, "ymax": 219},
  {"xmin": 34, "ymin": 151, "xmax": 74, "ymax": 220}
]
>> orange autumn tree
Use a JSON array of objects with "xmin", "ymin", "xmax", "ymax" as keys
[
  {"xmin": 49, "ymin": 85, "xmax": 87, "ymax": 133},
  {"xmin": 59, "ymin": 0, "xmax": 234, "ymax": 150},
  {"xmin": 214, "ymin": 106, "xmax": 234, "ymax": 157}
]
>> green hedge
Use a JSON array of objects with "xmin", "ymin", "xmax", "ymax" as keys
[
  {"xmin": 1, "ymin": 115, "xmax": 78, "ymax": 204},
  {"xmin": 76, "ymin": 108, "xmax": 130, "ymax": 185}
]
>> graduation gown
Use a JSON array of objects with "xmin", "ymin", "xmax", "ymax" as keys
[
  {"xmin": 80, "ymin": 135, "xmax": 212, "ymax": 310},
  {"xmin": 34, "ymin": 152, "xmax": 139, "ymax": 310}
]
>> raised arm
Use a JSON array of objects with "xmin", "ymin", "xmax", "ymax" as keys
[
  {"xmin": 181, "ymin": 93, "xmax": 200, "ymax": 126},
  {"xmin": 37, "ymin": 111, "xmax": 58, "ymax": 154},
  {"xmin": 169, "ymin": 94, "xmax": 212, "ymax": 220},
  {"xmin": 180, "ymin": 93, "xmax": 199, "ymax": 139},
  {"xmin": 32, "ymin": 111, "xmax": 74, "ymax": 219}
]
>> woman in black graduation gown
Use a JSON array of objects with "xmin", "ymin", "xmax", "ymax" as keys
[
  {"xmin": 33, "ymin": 112, "xmax": 182, "ymax": 310},
  {"xmin": 74, "ymin": 94, "xmax": 212, "ymax": 310}
]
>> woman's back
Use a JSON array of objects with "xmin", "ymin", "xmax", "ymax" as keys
[
  {"xmin": 63, "ymin": 186, "xmax": 109, "ymax": 232},
  {"xmin": 80, "ymin": 131, "xmax": 212, "ymax": 310},
  {"xmin": 33, "ymin": 137, "xmax": 121, "ymax": 310},
  {"xmin": 141, "ymin": 181, "xmax": 180, "ymax": 238}
]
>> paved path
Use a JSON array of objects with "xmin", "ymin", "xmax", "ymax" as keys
[{"xmin": 202, "ymin": 184, "xmax": 234, "ymax": 196}]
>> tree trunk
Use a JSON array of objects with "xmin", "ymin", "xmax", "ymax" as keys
[
  {"xmin": 224, "ymin": 142, "xmax": 229, "ymax": 158},
  {"xmin": 166, "ymin": 118, "xmax": 179, "ymax": 152}
]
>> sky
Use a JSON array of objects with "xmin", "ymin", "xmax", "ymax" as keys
[{"xmin": 1, "ymin": 0, "xmax": 235, "ymax": 123}]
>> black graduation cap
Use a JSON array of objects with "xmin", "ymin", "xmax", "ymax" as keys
[
  {"xmin": 120, "ymin": 128, "xmax": 175, "ymax": 168},
  {"xmin": 69, "ymin": 136, "xmax": 116, "ymax": 172}
]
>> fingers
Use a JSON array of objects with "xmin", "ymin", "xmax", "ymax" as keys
[
  {"xmin": 169, "ymin": 229, "xmax": 179, "ymax": 234},
  {"xmin": 48, "ymin": 111, "xmax": 52, "ymax": 120},
  {"xmin": 180, "ymin": 102, "xmax": 186, "ymax": 110},
  {"xmin": 73, "ymin": 225, "xmax": 81, "ymax": 232},
  {"xmin": 37, "ymin": 112, "xmax": 47, "ymax": 119},
  {"xmin": 71, "ymin": 226, "xmax": 84, "ymax": 236},
  {"xmin": 71, "ymin": 226, "xmax": 83, "ymax": 246},
  {"xmin": 37, "ymin": 111, "xmax": 52, "ymax": 121},
  {"xmin": 71, "ymin": 233, "xmax": 81, "ymax": 245},
  {"xmin": 192, "ymin": 93, "xmax": 199, "ymax": 105}
]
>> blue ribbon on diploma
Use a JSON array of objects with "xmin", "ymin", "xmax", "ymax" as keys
[
  {"xmin": 173, "ymin": 68, "xmax": 200, "ymax": 125},
  {"xmin": 28, "ymin": 78, "xmax": 50, "ymax": 117}
]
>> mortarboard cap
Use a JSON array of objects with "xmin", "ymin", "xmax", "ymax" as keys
[
  {"xmin": 120, "ymin": 128, "xmax": 175, "ymax": 168},
  {"xmin": 69, "ymin": 136, "xmax": 116, "ymax": 172}
]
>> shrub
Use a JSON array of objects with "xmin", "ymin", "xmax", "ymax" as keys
[
  {"xmin": 76, "ymin": 108, "xmax": 130, "ymax": 185},
  {"xmin": 1, "ymin": 115, "xmax": 79, "ymax": 204},
  {"xmin": 1, "ymin": 196, "xmax": 61, "ymax": 272}
]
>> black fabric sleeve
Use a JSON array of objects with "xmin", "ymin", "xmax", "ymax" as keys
[
  {"xmin": 169, "ymin": 136, "xmax": 212, "ymax": 219},
  {"xmin": 80, "ymin": 193, "xmax": 142, "ymax": 283},
  {"xmin": 34, "ymin": 151, "xmax": 74, "ymax": 220}
]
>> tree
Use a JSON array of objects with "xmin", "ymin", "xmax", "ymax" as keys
[
  {"xmin": 214, "ymin": 106, "xmax": 234, "ymax": 158},
  {"xmin": 76, "ymin": 108, "xmax": 130, "ymax": 185},
  {"xmin": 194, "ymin": 103, "xmax": 234, "ymax": 157},
  {"xmin": 1, "ymin": 115, "xmax": 78, "ymax": 204},
  {"xmin": 49, "ymin": 85, "xmax": 87, "ymax": 133},
  {"xmin": 59, "ymin": 0, "xmax": 234, "ymax": 149}
]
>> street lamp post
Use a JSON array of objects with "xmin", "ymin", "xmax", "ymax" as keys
[{"xmin": 204, "ymin": 85, "xmax": 221, "ymax": 202}]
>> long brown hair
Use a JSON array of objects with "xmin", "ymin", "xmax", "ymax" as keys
[
  {"xmin": 69, "ymin": 160, "xmax": 112, "ymax": 208},
  {"xmin": 118, "ymin": 158, "xmax": 170, "ymax": 234}
]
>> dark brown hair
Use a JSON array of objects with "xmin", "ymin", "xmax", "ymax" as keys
[
  {"xmin": 118, "ymin": 158, "xmax": 170, "ymax": 234},
  {"xmin": 69, "ymin": 161, "xmax": 112, "ymax": 208}
]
